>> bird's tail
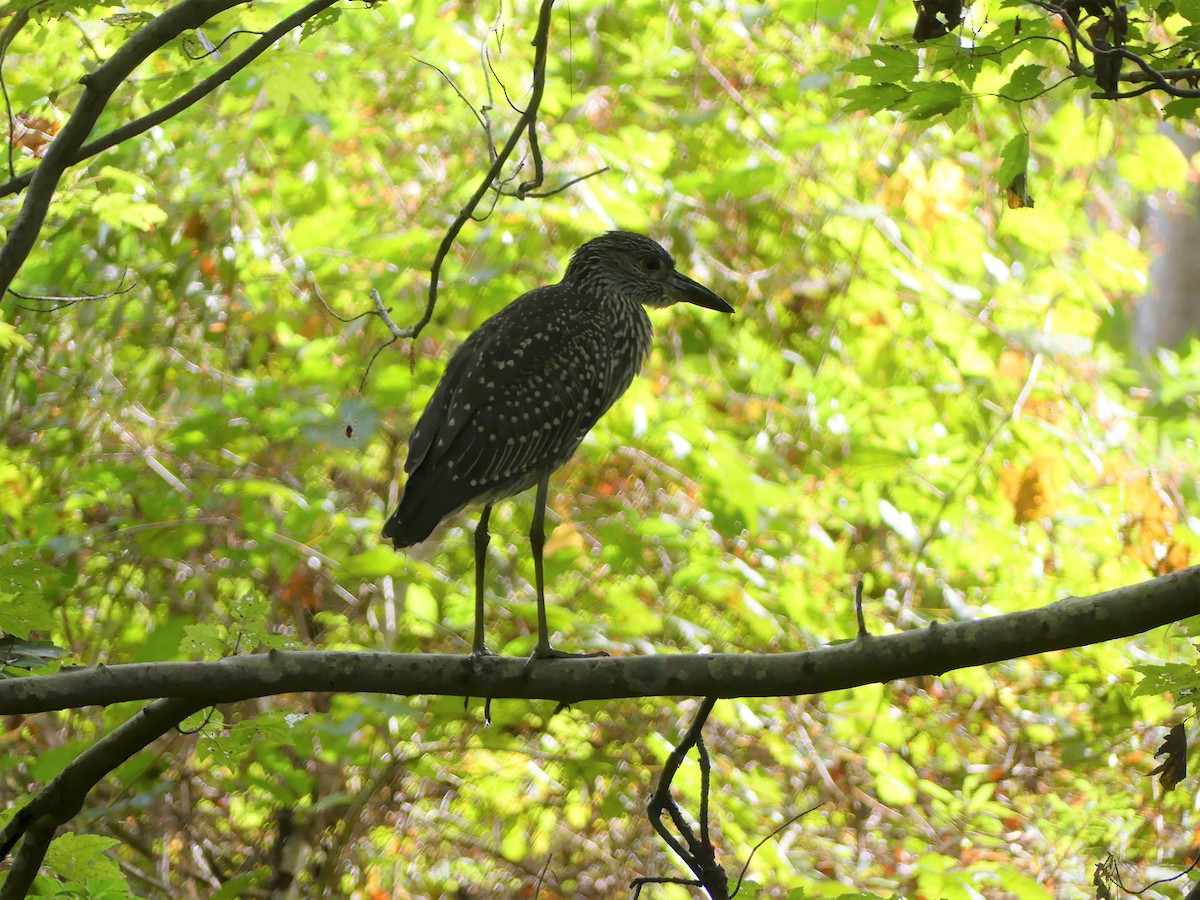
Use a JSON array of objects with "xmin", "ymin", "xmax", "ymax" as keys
[
  {"xmin": 381, "ymin": 501, "xmax": 436, "ymax": 549},
  {"xmin": 381, "ymin": 474, "xmax": 447, "ymax": 549}
]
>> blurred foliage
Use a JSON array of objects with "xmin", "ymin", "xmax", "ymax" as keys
[{"xmin": 2, "ymin": 0, "xmax": 1200, "ymax": 896}]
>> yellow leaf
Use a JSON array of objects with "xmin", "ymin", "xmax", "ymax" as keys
[{"xmin": 1000, "ymin": 457, "xmax": 1061, "ymax": 525}]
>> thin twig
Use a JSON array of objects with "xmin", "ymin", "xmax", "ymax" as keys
[
  {"xmin": 485, "ymin": 45, "xmax": 525, "ymax": 115},
  {"xmin": 0, "ymin": 2, "xmax": 43, "ymax": 181},
  {"xmin": 357, "ymin": 289, "xmax": 406, "ymax": 391},
  {"xmin": 412, "ymin": 55, "xmax": 489, "ymax": 133},
  {"xmin": 183, "ymin": 27, "xmax": 266, "ymax": 60},
  {"xmin": 730, "ymin": 802, "xmax": 824, "ymax": 898},
  {"xmin": 357, "ymin": 0, "xmax": 560, "ymax": 388},
  {"xmin": 509, "ymin": 164, "xmax": 608, "ymax": 198},
  {"xmin": 8, "ymin": 270, "xmax": 137, "ymax": 311},
  {"xmin": 854, "ymin": 577, "xmax": 868, "ymax": 639},
  {"xmin": 532, "ymin": 853, "xmax": 553, "ymax": 898}
]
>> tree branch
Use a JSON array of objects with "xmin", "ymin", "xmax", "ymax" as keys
[
  {"xmin": 633, "ymin": 697, "xmax": 729, "ymax": 899},
  {"xmin": 1030, "ymin": 0, "xmax": 1200, "ymax": 99},
  {"xmin": 0, "ymin": 0, "xmax": 249, "ymax": 297},
  {"xmin": 361, "ymin": 0, "xmax": 558, "ymax": 379},
  {"xmin": 0, "ymin": 0, "xmax": 341, "ymax": 201},
  {"xmin": 2, "ymin": 565, "xmax": 1197, "ymax": 715},
  {"xmin": 0, "ymin": 697, "xmax": 205, "ymax": 896}
]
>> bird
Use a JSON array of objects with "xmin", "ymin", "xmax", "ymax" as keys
[{"xmin": 382, "ymin": 231, "xmax": 733, "ymax": 661}]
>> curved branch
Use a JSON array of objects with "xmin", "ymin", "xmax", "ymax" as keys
[
  {"xmin": 0, "ymin": 0, "xmax": 250, "ymax": 297},
  {"xmin": 634, "ymin": 697, "xmax": 729, "ymax": 899},
  {"xmin": 0, "ymin": 0, "xmax": 340, "ymax": 202},
  {"xmin": 1030, "ymin": 0, "xmax": 1200, "ymax": 99},
  {"xmin": 399, "ymin": 0, "xmax": 556, "ymax": 343},
  {"xmin": 2, "ymin": 565, "xmax": 1197, "ymax": 714},
  {"xmin": 0, "ymin": 697, "xmax": 205, "ymax": 896}
]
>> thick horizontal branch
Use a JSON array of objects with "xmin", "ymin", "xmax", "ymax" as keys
[{"xmin": 3, "ymin": 566, "xmax": 1198, "ymax": 715}]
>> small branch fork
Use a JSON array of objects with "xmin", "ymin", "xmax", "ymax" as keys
[
  {"xmin": 632, "ymin": 697, "xmax": 730, "ymax": 899},
  {"xmin": 631, "ymin": 698, "xmax": 821, "ymax": 899},
  {"xmin": 354, "ymin": 0, "xmax": 609, "ymax": 389}
]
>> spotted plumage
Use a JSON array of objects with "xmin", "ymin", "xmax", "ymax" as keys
[{"xmin": 383, "ymin": 231, "xmax": 733, "ymax": 659}]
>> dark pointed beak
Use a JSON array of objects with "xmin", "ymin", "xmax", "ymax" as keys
[{"xmin": 670, "ymin": 270, "xmax": 734, "ymax": 313}]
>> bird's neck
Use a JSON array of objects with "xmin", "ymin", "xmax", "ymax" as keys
[{"xmin": 612, "ymin": 293, "xmax": 654, "ymax": 373}]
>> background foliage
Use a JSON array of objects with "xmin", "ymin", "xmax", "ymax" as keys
[{"xmin": 2, "ymin": 0, "xmax": 1200, "ymax": 896}]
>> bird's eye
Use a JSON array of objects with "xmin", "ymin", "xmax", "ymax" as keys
[{"xmin": 640, "ymin": 256, "xmax": 663, "ymax": 272}]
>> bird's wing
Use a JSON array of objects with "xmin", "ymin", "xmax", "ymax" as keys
[
  {"xmin": 406, "ymin": 289, "xmax": 627, "ymax": 495},
  {"xmin": 453, "ymin": 309, "xmax": 621, "ymax": 490},
  {"xmin": 405, "ymin": 286, "xmax": 559, "ymax": 475},
  {"xmin": 405, "ymin": 324, "xmax": 489, "ymax": 474}
]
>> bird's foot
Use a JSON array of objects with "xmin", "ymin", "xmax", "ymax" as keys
[
  {"xmin": 523, "ymin": 644, "xmax": 609, "ymax": 671},
  {"xmin": 467, "ymin": 645, "xmax": 500, "ymax": 675}
]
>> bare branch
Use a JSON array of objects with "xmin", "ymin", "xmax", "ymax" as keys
[
  {"xmin": 637, "ymin": 697, "xmax": 729, "ymax": 899},
  {"xmin": 8, "ymin": 270, "xmax": 137, "ymax": 311},
  {"xmin": 731, "ymin": 802, "xmax": 824, "ymax": 897},
  {"xmin": 516, "ymin": 168, "xmax": 609, "ymax": 200},
  {"xmin": 396, "ymin": 0, "xmax": 557, "ymax": 345},
  {"xmin": 357, "ymin": 289, "xmax": 406, "ymax": 390},
  {"xmin": 0, "ymin": 0, "xmax": 254, "ymax": 297},
  {"xmin": 0, "ymin": 697, "xmax": 205, "ymax": 890},
  {"xmin": 2, "ymin": 564, "xmax": 1197, "ymax": 712},
  {"xmin": 0, "ymin": 814, "xmax": 56, "ymax": 900},
  {"xmin": 183, "ymin": 27, "xmax": 266, "ymax": 61},
  {"xmin": 412, "ymin": 55, "xmax": 490, "ymax": 134},
  {"xmin": 0, "ymin": 0, "xmax": 342, "ymax": 202}
]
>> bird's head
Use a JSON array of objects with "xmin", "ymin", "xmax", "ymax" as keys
[{"xmin": 564, "ymin": 232, "xmax": 734, "ymax": 313}]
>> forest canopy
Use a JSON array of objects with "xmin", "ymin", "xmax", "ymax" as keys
[{"xmin": 2, "ymin": 0, "xmax": 1200, "ymax": 897}]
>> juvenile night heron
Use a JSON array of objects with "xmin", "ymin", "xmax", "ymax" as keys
[{"xmin": 382, "ymin": 231, "xmax": 733, "ymax": 660}]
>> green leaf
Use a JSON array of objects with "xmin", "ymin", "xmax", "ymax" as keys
[
  {"xmin": 0, "ymin": 636, "xmax": 67, "ymax": 668},
  {"xmin": 900, "ymin": 82, "xmax": 964, "ymax": 118},
  {"xmin": 401, "ymin": 583, "xmax": 439, "ymax": 636},
  {"xmin": 300, "ymin": 8, "xmax": 341, "ymax": 41},
  {"xmin": 43, "ymin": 833, "xmax": 125, "ymax": 885},
  {"xmin": 841, "ymin": 45, "xmax": 919, "ymax": 83},
  {"xmin": 1164, "ymin": 98, "xmax": 1200, "ymax": 120},
  {"xmin": 997, "ymin": 132, "xmax": 1030, "ymax": 189},
  {"xmin": 181, "ymin": 623, "xmax": 224, "ymax": 657},
  {"xmin": 264, "ymin": 55, "xmax": 326, "ymax": 110},
  {"xmin": 840, "ymin": 83, "xmax": 911, "ymax": 113},
  {"xmin": 0, "ymin": 594, "xmax": 53, "ymax": 638},
  {"xmin": 0, "ymin": 318, "xmax": 30, "ymax": 352},
  {"xmin": 1004, "ymin": 64, "xmax": 1046, "ymax": 98},
  {"xmin": 341, "ymin": 545, "xmax": 410, "ymax": 577},
  {"xmin": 1119, "ymin": 132, "xmax": 1190, "ymax": 191},
  {"xmin": 1132, "ymin": 662, "xmax": 1200, "ymax": 697}
]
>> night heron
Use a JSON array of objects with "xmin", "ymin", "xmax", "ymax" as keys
[{"xmin": 382, "ymin": 231, "xmax": 733, "ymax": 660}]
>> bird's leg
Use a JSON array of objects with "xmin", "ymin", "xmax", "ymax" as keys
[
  {"xmin": 528, "ymin": 474, "xmax": 608, "ymax": 664},
  {"xmin": 470, "ymin": 503, "xmax": 497, "ymax": 660}
]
